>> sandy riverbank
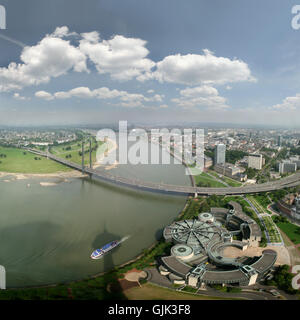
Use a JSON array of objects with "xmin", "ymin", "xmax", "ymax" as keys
[{"xmin": 0, "ymin": 170, "xmax": 86, "ymax": 181}]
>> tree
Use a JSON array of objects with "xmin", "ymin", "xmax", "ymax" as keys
[
  {"xmin": 226, "ymin": 150, "xmax": 248, "ymax": 164},
  {"xmin": 245, "ymin": 167, "xmax": 258, "ymax": 179}
]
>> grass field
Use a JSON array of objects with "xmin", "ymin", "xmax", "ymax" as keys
[
  {"xmin": 0, "ymin": 146, "xmax": 70, "ymax": 174},
  {"xmin": 50, "ymin": 139, "xmax": 100, "ymax": 166},
  {"xmin": 251, "ymin": 194, "xmax": 272, "ymax": 214},
  {"xmin": 261, "ymin": 216, "xmax": 282, "ymax": 243},
  {"xmin": 124, "ymin": 283, "xmax": 232, "ymax": 300},
  {"xmin": 194, "ymin": 172, "xmax": 227, "ymax": 188},
  {"xmin": 208, "ymin": 170, "xmax": 242, "ymax": 187},
  {"xmin": 247, "ymin": 196, "xmax": 265, "ymax": 214},
  {"xmin": 276, "ymin": 221, "xmax": 300, "ymax": 245}
]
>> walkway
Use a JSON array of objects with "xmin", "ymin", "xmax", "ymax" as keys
[{"xmin": 245, "ymin": 197, "xmax": 284, "ymax": 246}]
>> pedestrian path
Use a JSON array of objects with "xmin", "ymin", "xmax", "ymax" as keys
[{"xmin": 245, "ymin": 197, "xmax": 284, "ymax": 246}]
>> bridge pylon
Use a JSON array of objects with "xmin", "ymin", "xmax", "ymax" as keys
[
  {"xmin": 81, "ymin": 141, "xmax": 85, "ymax": 174},
  {"xmin": 89, "ymin": 139, "xmax": 92, "ymax": 169}
]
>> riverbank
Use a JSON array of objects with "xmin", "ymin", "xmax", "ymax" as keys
[
  {"xmin": 0, "ymin": 170, "xmax": 86, "ymax": 180},
  {"xmin": 0, "ymin": 146, "xmax": 70, "ymax": 174},
  {"xmin": 0, "ymin": 137, "xmax": 117, "ymax": 180}
]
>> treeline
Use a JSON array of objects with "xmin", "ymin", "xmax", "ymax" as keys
[
  {"xmin": 204, "ymin": 149, "xmax": 214, "ymax": 159},
  {"xmin": 204, "ymin": 148, "xmax": 248, "ymax": 164},
  {"xmin": 225, "ymin": 150, "xmax": 248, "ymax": 164},
  {"xmin": 245, "ymin": 167, "xmax": 258, "ymax": 179},
  {"xmin": 265, "ymin": 265, "xmax": 298, "ymax": 294},
  {"xmin": 290, "ymin": 147, "xmax": 300, "ymax": 156}
]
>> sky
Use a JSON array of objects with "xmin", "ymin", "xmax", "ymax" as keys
[{"xmin": 0, "ymin": 0, "xmax": 300, "ymax": 127}]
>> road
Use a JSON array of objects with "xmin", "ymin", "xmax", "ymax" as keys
[{"xmin": 26, "ymin": 148, "xmax": 300, "ymax": 196}]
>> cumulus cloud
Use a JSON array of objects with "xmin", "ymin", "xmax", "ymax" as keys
[
  {"xmin": 140, "ymin": 49, "xmax": 255, "ymax": 85},
  {"xmin": 271, "ymin": 93, "xmax": 300, "ymax": 111},
  {"xmin": 0, "ymin": 26, "xmax": 255, "ymax": 96},
  {"xmin": 172, "ymin": 85, "xmax": 229, "ymax": 110},
  {"xmin": 35, "ymin": 91, "xmax": 54, "ymax": 100},
  {"xmin": 0, "ymin": 35, "xmax": 88, "ymax": 92},
  {"xmin": 179, "ymin": 85, "xmax": 218, "ymax": 98},
  {"xmin": 50, "ymin": 26, "xmax": 78, "ymax": 38},
  {"xmin": 79, "ymin": 32, "xmax": 155, "ymax": 81},
  {"xmin": 13, "ymin": 92, "xmax": 28, "ymax": 100},
  {"xmin": 35, "ymin": 86, "xmax": 164, "ymax": 107}
]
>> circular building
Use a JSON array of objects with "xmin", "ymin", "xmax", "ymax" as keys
[
  {"xmin": 167, "ymin": 219, "xmax": 218, "ymax": 250},
  {"xmin": 199, "ymin": 212, "xmax": 214, "ymax": 223},
  {"xmin": 161, "ymin": 202, "xmax": 277, "ymax": 288},
  {"xmin": 171, "ymin": 244, "xmax": 194, "ymax": 261}
]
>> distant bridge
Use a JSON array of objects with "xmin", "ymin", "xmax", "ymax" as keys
[{"xmin": 26, "ymin": 148, "xmax": 300, "ymax": 197}]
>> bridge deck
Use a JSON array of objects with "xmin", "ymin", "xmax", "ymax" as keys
[{"xmin": 27, "ymin": 148, "xmax": 300, "ymax": 196}]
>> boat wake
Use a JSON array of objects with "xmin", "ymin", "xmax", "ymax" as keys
[{"xmin": 120, "ymin": 235, "xmax": 131, "ymax": 243}]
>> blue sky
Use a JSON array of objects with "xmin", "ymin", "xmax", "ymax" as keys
[{"xmin": 0, "ymin": 0, "xmax": 300, "ymax": 127}]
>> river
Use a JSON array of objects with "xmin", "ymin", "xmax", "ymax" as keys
[{"xmin": 0, "ymin": 139, "xmax": 191, "ymax": 287}]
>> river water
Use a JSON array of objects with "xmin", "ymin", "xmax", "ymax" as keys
[{"xmin": 0, "ymin": 140, "xmax": 190, "ymax": 287}]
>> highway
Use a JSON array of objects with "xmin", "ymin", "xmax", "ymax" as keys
[{"xmin": 27, "ymin": 148, "xmax": 300, "ymax": 196}]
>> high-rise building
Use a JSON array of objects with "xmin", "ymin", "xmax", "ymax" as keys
[
  {"xmin": 278, "ymin": 161, "xmax": 297, "ymax": 174},
  {"xmin": 295, "ymin": 196, "xmax": 300, "ymax": 215},
  {"xmin": 214, "ymin": 144, "xmax": 226, "ymax": 165},
  {"xmin": 290, "ymin": 156, "xmax": 300, "ymax": 169},
  {"xmin": 248, "ymin": 154, "xmax": 263, "ymax": 170},
  {"xmin": 277, "ymin": 135, "xmax": 282, "ymax": 147}
]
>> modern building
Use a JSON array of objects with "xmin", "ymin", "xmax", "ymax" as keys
[
  {"xmin": 214, "ymin": 144, "xmax": 226, "ymax": 165},
  {"xmin": 248, "ymin": 154, "xmax": 264, "ymax": 170},
  {"xmin": 292, "ymin": 196, "xmax": 300, "ymax": 219},
  {"xmin": 290, "ymin": 156, "xmax": 300, "ymax": 170},
  {"xmin": 204, "ymin": 155, "xmax": 213, "ymax": 169},
  {"xmin": 277, "ymin": 135, "xmax": 282, "ymax": 147},
  {"xmin": 278, "ymin": 161, "xmax": 297, "ymax": 174},
  {"xmin": 159, "ymin": 202, "xmax": 276, "ymax": 288},
  {"xmin": 277, "ymin": 194, "xmax": 300, "ymax": 221},
  {"xmin": 214, "ymin": 163, "xmax": 247, "ymax": 181}
]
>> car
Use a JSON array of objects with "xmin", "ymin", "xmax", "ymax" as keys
[{"xmin": 269, "ymin": 289, "xmax": 281, "ymax": 297}]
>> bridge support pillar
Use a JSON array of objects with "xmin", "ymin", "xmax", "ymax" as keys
[
  {"xmin": 194, "ymin": 192, "xmax": 198, "ymax": 198},
  {"xmin": 89, "ymin": 139, "xmax": 92, "ymax": 169},
  {"xmin": 81, "ymin": 141, "xmax": 85, "ymax": 174}
]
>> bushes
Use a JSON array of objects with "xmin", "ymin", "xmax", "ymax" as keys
[
  {"xmin": 182, "ymin": 286, "xmax": 198, "ymax": 293},
  {"xmin": 139, "ymin": 279, "xmax": 147, "ymax": 285},
  {"xmin": 266, "ymin": 265, "xmax": 298, "ymax": 295},
  {"xmin": 272, "ymin": 215, "xmax": 288, "ymax": 224},
  {"xmin": 210, "ymin": 284, "xmax": 241, "ymax": 293}
]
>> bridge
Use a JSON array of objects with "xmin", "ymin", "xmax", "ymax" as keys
[{"xmin": 27, "ymin": 147, "xmax": 300, "ymax": 197}]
